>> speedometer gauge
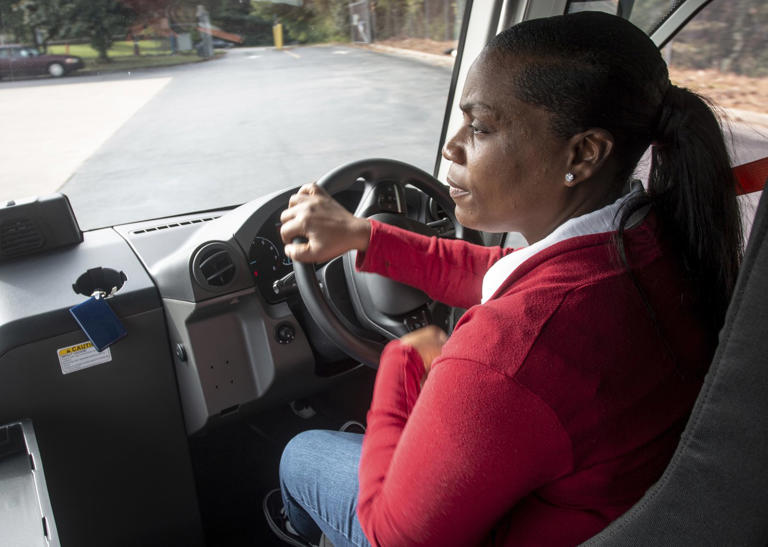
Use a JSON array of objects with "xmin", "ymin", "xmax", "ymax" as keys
[
  {"xmin": 248, "ymin": 236, "xmax": 293, "ymax": 303},
  {"xmin": 249, "ymin": 236, "xmax": 281, "ymax": 277}
]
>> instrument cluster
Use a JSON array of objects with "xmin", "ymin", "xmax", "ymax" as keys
[
  {"xmin": 245, "ymin": 188, "xmax": 364, "ymax": 304},
  {"xmin": 247, "ymin": 208, "xmax": 293, "ymax": 303}
]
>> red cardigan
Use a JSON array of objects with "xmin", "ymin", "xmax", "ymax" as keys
[{"xmin": 355, "ymin": 218, "xmax": 713, "ymax": 546}]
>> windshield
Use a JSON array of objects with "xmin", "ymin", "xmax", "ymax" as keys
[
  {"xmin": 1, "ymin": 1, "xmax": 461, "ymax": 229},
  {"xmin": 1, "ymin": 1, "xmax": 765, "ymax": 230}
]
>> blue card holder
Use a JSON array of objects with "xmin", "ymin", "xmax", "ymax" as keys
[{"xmin": 69, "ymin": 296, "xmax": 127, "ymax": 352}]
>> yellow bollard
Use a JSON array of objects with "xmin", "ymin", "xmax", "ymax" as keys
[{"xmin": 273, "ymin": 23, "xmax": 283, "ymax": 50}]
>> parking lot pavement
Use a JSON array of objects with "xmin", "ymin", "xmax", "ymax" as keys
[{"xmin": 0, "ymin": 76, "xmax": 170, "ymax": 203}]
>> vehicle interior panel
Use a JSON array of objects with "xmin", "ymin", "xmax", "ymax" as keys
[
  {"xmin": 0, "ymin": 227, "xmax": 158, "ymax": 355},
  {"xmin": 0, "ymin": 421, "xmax": 59, "ymax": 547},
  {"xmin": 112, "ymin": 185, "xmax": 394, "ymax": 436},
  {"xmin": 0, "ymin": 308, "xmax": 203, "ymax": 546}
]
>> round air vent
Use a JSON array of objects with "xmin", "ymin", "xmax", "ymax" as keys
[{"xmin": 192, "ymin": 242, "xmax": 237, "ymax": 289}]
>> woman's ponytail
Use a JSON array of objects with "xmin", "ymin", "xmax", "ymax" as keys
[{"xmin": 646, "ymin": 85, "xmax": 743, "ymax": 329}]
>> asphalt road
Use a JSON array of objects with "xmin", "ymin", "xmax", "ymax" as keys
[
  {"xmin": 1, "ymin": 75, "xmax": 172, "ymax": 203},
  {"xmin": 61, "ymin": 46, "xmax": 454, "ymax": 229}
]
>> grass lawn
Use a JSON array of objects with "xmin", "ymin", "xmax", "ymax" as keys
[{"xmin": 48, "ymin": 40, "xmax": 212, "ymax": 73}]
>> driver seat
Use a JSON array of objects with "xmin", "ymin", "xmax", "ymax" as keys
[{"xmin": 583, "ymin": 159, "xmax": 768, "ymax": 545}]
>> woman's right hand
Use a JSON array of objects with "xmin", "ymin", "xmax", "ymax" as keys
[
  {"xmin": 279, "ymin": 183, "xmax": 372, "ymax": 263},
  {"xmin": 400, "ymin": 325, "xmax": 448, "ymax": 387}
]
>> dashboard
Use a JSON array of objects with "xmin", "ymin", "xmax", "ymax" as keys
[
  {"xmin": 107, "ymin": 180, "xmax": 466, "ymax": 435},
  {"xmin": 114, "ymin": 184, "xmax": 406, "ymax": 434},
  {"xmin": 2, "ymin": 178, "xmax": 467, "ymax": 439}
]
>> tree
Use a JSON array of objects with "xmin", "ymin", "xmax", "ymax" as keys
[
  {"xmin": 249, "ymin": 0, "xmax": 348, "ymax": 44},
  {"xmin": 371, "ymin": 0, "xmax": 460, "ymax": 42},
  {"xmin": 0, "ymin": 0, "xmax": 29, "ymax": 43},
  {"xmin": 17, "ymin": 0, "xmax": 70, "ymax": 52},
  {"xmin": 659, "ymin": 0, "xmax": 768, "ymax": 77},
  {"xmin": 65, "ymin": 0, "xmax": 135, "ymax": 61}
]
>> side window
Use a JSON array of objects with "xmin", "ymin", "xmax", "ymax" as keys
[
  {"xmin": 663, "ymin": 0, "xmax": 767, "ymax": 232},
  {"xmin": 661, "ymin": 1, "xmax": 767, "ymax": 165},
  {"xmin": 0, "ymin": 48, "xmax": 8, "ymax": 59}
]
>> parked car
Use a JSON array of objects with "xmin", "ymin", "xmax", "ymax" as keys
[{"xmin": 0, "ymin": 44, "xmax": 84, "ymax": 79}]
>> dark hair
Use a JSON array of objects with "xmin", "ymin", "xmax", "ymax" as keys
[{"xmin": 487, "ymin": 12, "xmax": 742, "ymax": 330}]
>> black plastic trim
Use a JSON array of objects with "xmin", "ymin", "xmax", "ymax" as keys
[{"xmin": 655, "ymin": 0, "xmax": 712, "ymax": 49}]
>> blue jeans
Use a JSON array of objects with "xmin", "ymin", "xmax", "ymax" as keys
[{"xmin": 280, "ymin": 430, "xmax": 371, "ymax": 547}]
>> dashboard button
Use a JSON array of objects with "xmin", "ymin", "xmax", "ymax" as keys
[{"xmin": 276, "ymin": 323, "xmax": 296, "ymax": 344}]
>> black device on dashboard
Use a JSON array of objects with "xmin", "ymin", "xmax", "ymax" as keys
[{"xmin": 0, "ymin": 193, "xmax": 83, "ymax": 262}]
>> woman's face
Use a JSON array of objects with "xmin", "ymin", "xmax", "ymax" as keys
[{"xmin": 442, "ymin": 52, "xmax": 574, "ymax": 242}]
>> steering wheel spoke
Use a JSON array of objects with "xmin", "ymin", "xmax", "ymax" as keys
[
  {"xmin": 316, "ymin": 258, "xmax": 388, "ymax": 342},
  {"xmin": 354, "ymin": 179, "xmax": 407, "ymax": 217}
]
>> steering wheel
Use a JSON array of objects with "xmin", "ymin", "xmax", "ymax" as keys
[{"xmin": 292, "ymin": 158, "xmax": 481, "ymax": 368}]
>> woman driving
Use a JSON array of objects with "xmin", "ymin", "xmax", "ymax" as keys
[{"xmin": 267, "ymin": 11, "xmax": 742, "ymax": 547}]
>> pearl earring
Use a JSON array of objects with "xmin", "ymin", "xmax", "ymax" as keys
[{"xmin": 565, "ymin": 172, "xmax": 575, "ymax": 183}]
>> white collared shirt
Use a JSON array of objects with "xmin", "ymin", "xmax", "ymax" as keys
[{"xmin": 481, "ymin": 189, "xmax": 644, "ymax": 303}]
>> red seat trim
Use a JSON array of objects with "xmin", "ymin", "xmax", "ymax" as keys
[{"xmin": 734, "ymin": 157, "xmax": 768, "ymax": 195}]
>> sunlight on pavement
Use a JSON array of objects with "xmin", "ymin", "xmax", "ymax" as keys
[{"xmin": 0, "ymin": 77, "xmax": 171, "ymax": 202}]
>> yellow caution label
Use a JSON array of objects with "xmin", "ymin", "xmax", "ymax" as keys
[
  {"xmin": 58, "ymin": 342, "xmax": 94, "ymax": 356},
  {"xmin": 56, "ymin": 341, "xmax": 112, "ymax": 375}
]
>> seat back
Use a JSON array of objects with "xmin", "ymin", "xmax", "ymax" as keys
[{"xmin": 583, "ymin": 169, "xmax": 768, "ymax": 545}]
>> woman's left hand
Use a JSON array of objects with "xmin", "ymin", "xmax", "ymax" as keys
[{"xmin": 400, "ymin": 325, "xmax": 448, "ymax": 384}]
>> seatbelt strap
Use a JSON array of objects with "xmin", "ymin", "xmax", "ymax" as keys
[{"xmin": 734, "ymin": 157, "xmax": 768, "ymax": 195}]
